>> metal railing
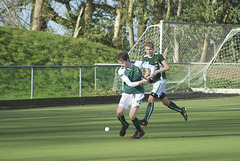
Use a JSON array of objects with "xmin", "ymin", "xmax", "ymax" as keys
[
  {"xmin": 0, "ymin": 64, "xmax": 119, "ymax": 100},
  {"xmin": 1, "ymin": 62, "xmax": 239, "ymax": 100}
]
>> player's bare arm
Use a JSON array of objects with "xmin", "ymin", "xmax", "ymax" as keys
[
  {"xmin": 134, "ymin": 61, "xmax": 155, "ymax": 83},
  {"xmin": 139, "ymin": 78, "xmax": 148, "ymax": 84},
  {"xmin": 144, "ymin": 69, "xmax": 150, "ymax": 78},
  {"xmin": 145, "ymin": 69, "xmax": 154, "ymax": 78},
  {"xmin": 154, "ymin": 60, "xmax": 170, "ymax": 76},
  {"xmin": 143, "ymin": 69, "xmax": 153, "ymax": 84},
  {"xmin": 142, "ymin": 69, "xmax": 153, "ymax": 84}
]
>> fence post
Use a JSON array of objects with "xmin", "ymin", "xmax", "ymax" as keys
[
  {"xmin": 160, "ymin": 20, "xmax": 163, "ymax": 55},
  {"xmin": 188, "ymin": 63, "xmax": 190, "ymax": 88},
  {"xmin": 95, "ymin": 66, "xmax": 97, "ymax": 90},
  {"xmin": 79, "ymin": 67, "xmax": 82, "ymax": 97},
  {"xmin": 31, "ymin": 67, "xmax": 34, "ymax": 99},
  {"xmin": 203, "ymin": 72, "xmax": 207, "ymax": 89}
]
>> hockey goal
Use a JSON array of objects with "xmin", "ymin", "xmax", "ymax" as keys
[{"xmin": 113, "ymin": 21, "xmax": 240, "ymax": 94}]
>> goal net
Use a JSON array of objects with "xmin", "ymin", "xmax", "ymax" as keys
[
  {"xmin": 113, "ymin": 21, "xmax": 240, "ymax": 94},
  {"xmin": 203, "ymin": 28, "xmax": 240, "ymax": 93}
]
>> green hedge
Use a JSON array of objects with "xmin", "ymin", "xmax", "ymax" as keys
[
  {"xmin": 0, "ymin": 26, "xmax": 121, "ymax": 66},
  {"xmin": 0, "ymin": 26, "xmax": 121, "ymax": 100}
]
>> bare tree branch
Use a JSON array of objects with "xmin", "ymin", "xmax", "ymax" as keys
[
  {"xmin": 74, "ymin": 6, "xmax": 84, "ymax": 38},
  {"xmin": 32, "ymin": 0, "xmax": 44, "ymax": 30},
  {"xmin": 1, "ymin": 0, "xmax": 23, "ymax": 28}
]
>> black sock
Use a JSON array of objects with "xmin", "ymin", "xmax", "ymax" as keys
[
  {"xmin": 132, "ymin": 117, "xmax": 142, "ymax": 132},
  {"xmin": 144, "ymin": 102, "xmax": 154, "ymax": 122},
  {"xmin": 168, "ymin": 101, "xmax": 182, "ymax": 113},
  {"xmin": 117, "ymin": 115, "xmax": 128, "ymax": 126}
]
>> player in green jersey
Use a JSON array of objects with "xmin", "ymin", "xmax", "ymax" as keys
[
  {"xmin": 117, "ymin": 51, "xmax": 155, "ymax": 139},
  {"xmin": 139, "ymin": 42, "xmax": 188, "ymax": 126}
]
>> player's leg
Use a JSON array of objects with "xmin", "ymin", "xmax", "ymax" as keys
[
  {"xmin": 117, "ymin": 106, "xmax": 129, "ymax": 137},
  {"xmin": 144, "ymin": 100, "xmax": 154, "ymax": 122},
  {"xmin": 139, "ymin": 93, "xmax": 156, "ymax": 126},
  {"xmin": 139, "ymin": 81, "xmax": 161, "ymax": 126},
  {"xmin": 129, "ymin": 94, "xmax": 145, "ymax": 139},
  {"xmin": 116, "ymin": 106, "xmax": 128, "ymax": 126},
  {"xmin": 129, "ymin": 106, "xmax": 145, "ymax": 139},
  {"xmin": 160, "ymin": 93, "xmax": 188, "ymax": 121},
  {"xmin": 129, "ymin": 106, "xmax": 141, "ymax": 132},
  {"xmin": 117, "ymin": 94, "xmax": 130, "ymax": 137}
]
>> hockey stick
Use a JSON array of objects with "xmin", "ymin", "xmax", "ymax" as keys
[{"xmin": 127, "ymin": 68, "xmax": 148, "ymax": 80}]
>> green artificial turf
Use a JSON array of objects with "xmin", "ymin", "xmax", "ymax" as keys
[{"xmin": 0, "ymin": 96, "xmax": 240, "ymax": 161}]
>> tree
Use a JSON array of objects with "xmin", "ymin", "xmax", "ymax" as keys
[
  {"xmin": 128, "ymin": 0, "xmax": 134, "ymax": 48},
  {"xmin": 1, "ymin": 0, "xmax": 239, "ymax": 51},
  {"xmin": 177, "ymin": 0, "xmax": 183, "ymax": 20},
  {"xmin": 166, "ymin": 0, "xmax": 171, "ymax": 19},
  {"xmin": 0, "ymin": 0, "xmax": 31, "ymax": 28},
  {"xmin": 73, "ymin": 5, "xmax": 84, "ymax": 38},
  {"xmin": 31, "ymin": 0, "xmax": 44, "ymax": 30},
  {"xmin": 182, "ymin": 0, "xmax": 240, "ymax": 24},
  {"xmin": 84, "ymin": 0, "xmax": 93, "ymax": 27},
  {"xmin": 135, "ymin": 0, "xmax": 148, "ymax": 38},
  {"xmin": 151, "ymin": 0, "xmax": 165, "ymax": 24},
  {"xmin": 112, "ymin": 1, "xmax": 123, "ymax": 46}
]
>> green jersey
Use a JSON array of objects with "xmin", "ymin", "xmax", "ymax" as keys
[
  {"xmin": 118, "ymin": 64, "xmax": 144, "ymax": 94},
  {"xmin": 142, "ymin": 53, "xmax": 166, "ymax": 82},
  {"xmin": 118, "ymin": 61, "xmax": 155, "ymax": 94}
]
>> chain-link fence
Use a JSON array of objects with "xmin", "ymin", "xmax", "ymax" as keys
[
  {"xmin": 1, "ymin": 62, "xmax": 239, "ymax": 101},
  {"xmin": 0, "ymin": 64, "xmax": 119, "ymax": 100},
  {"xmin": 0, "ymin": 63, "xmax": 205, "ymax": 100}
]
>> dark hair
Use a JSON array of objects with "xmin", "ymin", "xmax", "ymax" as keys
[{"xmin": 117, "ymin": 51, "xmax": 130, "ymax": 61}]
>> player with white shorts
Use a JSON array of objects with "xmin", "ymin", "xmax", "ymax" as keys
[
  {"xmin": 119, "ymin": 93, "xmax": 145, "ymax": 110},
  {"xmin": 116, "ymin": 51, "xmax": 155, "ymax": 139},
  {"xmin": 139, "ymin": 42, "xmax": 188, "ymax": 126}
]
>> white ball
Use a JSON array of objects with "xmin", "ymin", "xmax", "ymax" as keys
[{"xmin": 105, "ymin": 127, "xmax": 110, "ymax": 132}]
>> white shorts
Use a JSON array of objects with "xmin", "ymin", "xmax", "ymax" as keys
[
  {"xmin": 152, "ymin": 79, "xmax": 166, "ymax": 97},
  {"xmin": 119, "ymin": 93, "xmax": 145, "ymax": 109}
]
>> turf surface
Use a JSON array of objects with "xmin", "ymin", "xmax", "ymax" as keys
[{"xmin": 0, "ymin": 96, "xmax": 240, "ymax": 161}]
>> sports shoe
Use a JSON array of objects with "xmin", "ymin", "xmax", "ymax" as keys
[
  {"xmin": 120, "ymin": 122, "xmax": 129, "ymax": 137},
  {"xmin": 130, "ymin": 130, "xmax": 145, "ymax": 139},
  {"xmin": 181, "ymin": 107, "xmax": 188, "ymax": 121},
  {"xmin": 139, "ymin": 120, "xmax": 148, "ymax": 126}
]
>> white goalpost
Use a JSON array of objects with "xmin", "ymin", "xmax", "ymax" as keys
[
  {"xmin": 197, "ymin": 28, "xmax": 240, "ymax": 94},
  {"xmin": 112, "ymin": 21, "xmax": 240, "ymax": 94}
]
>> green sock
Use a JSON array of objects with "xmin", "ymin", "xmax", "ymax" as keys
[
  {"xmin": 168, "ymin": 101, "xmax": 182, "ymax": 113},
  {"xmin": 144, "ymin": 102, "xmax": 154, "ymax": 122},
  {"xmin": 132, "ymin": 117, "xmax": 142, "ymax": 132},
  {"xmin": 117, "ymin": 115, "xmax": 128, "ymax": 126}
]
